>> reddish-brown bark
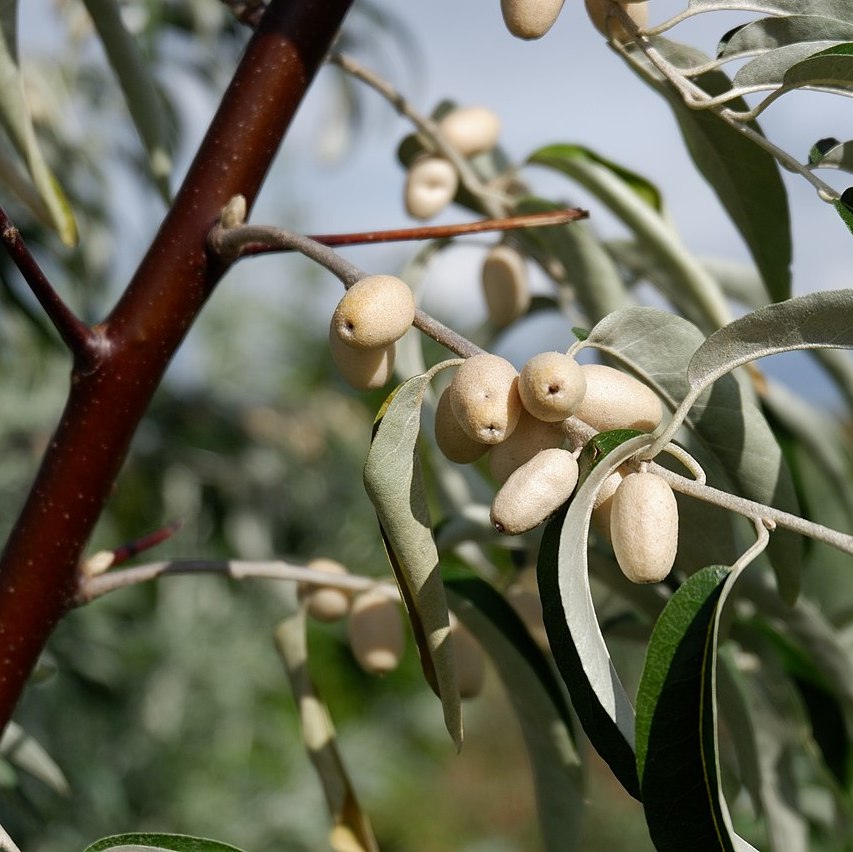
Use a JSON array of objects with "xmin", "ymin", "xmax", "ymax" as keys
[{"xmin": 0, "ymin": 0, "xmax": 354, "ymax": 730}]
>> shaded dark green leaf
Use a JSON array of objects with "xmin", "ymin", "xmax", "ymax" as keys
[
  {"xmin": 445, "ymin": 571, "xmax": 583, "ymax": 851},
  {"xmin": 83, "ymin": 834, "xmax": 246, "ymax": 852}
]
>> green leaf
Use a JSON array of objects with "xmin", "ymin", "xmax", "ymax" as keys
[
  {"xmin": 0, "ymin": 720, "xmax": 69, "ymax": 796},
  {"xmin": 529, "ymin": 144, "xmax": 732, "ymax": 331},
  {"xmin": 734, "ymin": 41, "xmax": 846, "ymax": 87},
  {"xmin": 529, "ymin": 143, "xmax": 662, "ymax": 210},
  {"xmin": 83, "ymin": 834, "xmax": 246, "ymax": 852},
  {"xmin": 444, "ymin": 571, "xmax": 584, "ymax": 851},
  {"xmin": 581, "ymin": 307, "xmax": 801, "ymax": 601},
  {"xmin": 718, "ymin": 16, "xmax": 853, "ymax": 61},
  {"xmin": 834, "ymin": 187, "xmax": 853, "ymax": 235},
  {"xmin": 82, "ymin": 0, "xmax": 172, "ymax": 201},
  {"xmin": 363, "ymin": 361, "xmax": 463, "ymax": 748},
  {"xmin": 636, "ymin": 565, "xmax": 758, "ymax": 852},
  {"xmin": 783, "ymin": 41, "xmax": 853, "ymax": 92},
  {"xmin": 686, "ymin": 290, "xmax": 853, "ymax": 391},
  {"xmin": 274, "ymin": 603, "xmax": 379, "ymax": 852},
  {"xmin": 809, "ymin": 137, "xmax": 853, "ymax": 171},
  {"xmin": 538, "ymin": 433, "xmax": 654, "ymax": 800},
  {"xmin": 623, "ymin": 37, "xmax": 791, "ymax": 302},
  {"xmin": 0, "ymin": 1, "xmax": 76, "ymax": 244}
]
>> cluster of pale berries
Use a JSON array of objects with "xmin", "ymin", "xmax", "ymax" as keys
[
  {"xmin": 436, "ymin": 351, "xmax": 680, "ymax": 586},
  {"xmin": 298, "ymin": 559, "xmax": 487, "ymax": 699},
  {"xmin": 502, "ymin": 0, "xmax": 648, "ymax": 41}
]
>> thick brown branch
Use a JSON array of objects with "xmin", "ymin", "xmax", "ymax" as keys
[{"xmin": 0, "ymin": 0, "xmax": 355, "ymax": 731}]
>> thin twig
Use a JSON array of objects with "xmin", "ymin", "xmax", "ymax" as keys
[
  {"xmin": 329, "ymin": 52, "xmax": 508, "ymax": 219},
  {"xmin": 0, "ymin": 206, "xmax": 103, "ymax": 371},
  {"xmin": 78, "ymin": 558, "xmax": 397, "ymax": 604}
]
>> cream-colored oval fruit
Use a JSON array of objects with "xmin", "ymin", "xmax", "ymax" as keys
[
  {"xmin": 585, "ymin": 0, "xmax": 648, "ymax": 42},
  {"xmin": 329, "ymin": 323, "xmax": 395, "ymax": 390},
  {"xmin": 573, "ymin": 364, "xmax": 663, "ymax": 432},
  {"xmin": 449, "ymin": 353, "xmax": 523, "ymax": 445},
  {"xmin": 405, "ymin": 156, "xmax": 458, "ymax": 220},
  {"xmin": 501, "ymin": 0, "xmax": 566, "ymax": 39},
  {"xmin": 299, "ymin": 558, "xmax": 352, "ymax": 622},
  {"xmin": 519, "ymin": 351, "xmax": 587, "ymax": 423},
  {"xmin": 489, "ymin": 408, "xmax": 564, "ymax": 484},
  {"xmin": 332, "ymin": 274, "xmax": 415, "ymax": 350},
  {"xmin": 490, "ymin": 447, "xmax": 579, "ymax": 535},
  {"xmin": 610, "ymin": 472, "xmax": 678, "ymax": 583},
  {"xmin": 450, "ymin": 616, "xmax": 486, "ymax": 700},
  {"xmin": 348, "ymin": 588, "xmax": 405, "ymax": 675},
  {"xmin": 438, "ymin": 107, "xmax": 501, "ymax": 157},
  {"xmin": 435, "ymin": 386, "xmax": 489, "ymax": 464},
  {"xmin": 482, "ymin": 244, "xmax": 531, "ymax": 328}
]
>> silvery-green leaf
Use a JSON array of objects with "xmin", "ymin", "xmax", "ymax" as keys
[
  {"xmin": 734, "ymin": 42, "xmax": 845, "ymax": 87},
  {"xmin": 0, "ymin": 823, "xmax": 21, "ymax": 852},
  {"xmin": 782, "ymin": 42, "xmax": 853, "ymax": 93},
  {"xmin": 82, "ymin": 0, "xmax": 172, "ymax": 201},
  {"xmin": 719, "ymin": 16, "xmax": 853, "ymax": 61},
  {"xmin": 581, "ymin": 307, "xmax": 801, "ymax": 602},
  {"xmin": 83, "ymin": 834, "xmax": 245, "ymax": 851},
  {"xmin": 363, "ymin": 361, "xmax": 463, "ymax": 748},
  {"xmin": 0, "ymin": 0, "xmax": 76, "ymax": 244},
  {"xmin": 445, "ymin": 572, "xmax": 583, "ymax": 851},
  {"xmin": 538, "ymin": 434, "xmax": 654, "ymax": 799},
  {"xmin": 274, "ymin": 605, "xmax": 379, "ymax": 852},
  {"xmin": 0, "ymin": 720, "xmax": 69, "ymax": 796},
  {"xmin": 687, "ymin": 0, "xmax": 853, "ymax": 20}
]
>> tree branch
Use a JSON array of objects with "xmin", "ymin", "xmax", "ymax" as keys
[{"xmin": 0, "ymin": 0, "xmax": 356, "ymax": 732}]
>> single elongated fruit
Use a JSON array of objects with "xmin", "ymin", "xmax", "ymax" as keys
[
  {"xmin": 585, "ymin": 0, "xmax": 648, "ymax": 42},
  {"xmin": 519, "ymin": 351, "xmax": 587, "ymax": 423},
  {"xmin": 348, "ymin": 588, "xmax": 405, "ymax": 675},
  {"xmin": 332, "ymin": 274, "xmax": 415, "ymax": 350},
  {"xmin": 450, "ymin": 616, "xmax": 486, "ymax": 700},
  {"xmin": 405, "ymin": 155, "xmax": 458, "ymax": 219},
  {"xmin": 438, "ymin": 107, "xmax": 501, "ymax": 157},
  {"xmin": 449, "ymin": 353, "xmax": 523, "ymax": 444},
  {"xmin": 488, "ymin": 408, "xmax": 564, "ymax": 484},
  {"xmin": 482, "ymin": 244, "xmax": 531, "ymax": 328},
  {"xmin": 329, "ymin": 323, "xmax": 395, "ymax": 390},
  {"xmin": 610, "ymin": 471, "xmax": 678, "ymax": 583},
  {"xmin": 490, "ymin": 447, "xmax": 579, "ymax": 535},
  {"xmin": 435, "ymin": 386, "xmax": 488, "ymax": 464},
  {"xmin": 501, "ymin": 0, "xmax": 565, "ymax": 39},
  {"xmin": 573, "ymin": 364, "xmax": 663, "ymax": 432},
  {"xmin": 299, "ymin": 558, "xmax": 352, "ymax": 623}
]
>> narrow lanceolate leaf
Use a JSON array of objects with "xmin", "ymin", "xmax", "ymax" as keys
[
  {"xmin": 623, "ymin": 37, "xmax": 791, "ymax": 302},
  {"xmin": 686, "ymin": 290, "xmax": 853, "ymax": 392},
  {"xmin": 445, "ymin": 572, "xmax": 584, "ymax": 852},
  {"xmin": 688, "ymin": 0, "xmax": 853, "ymax": 19},
  {"xmin": 0, "ymin": 720, "xmax": 69, "ymax": 796},
  {"xmin": 784, "ymin": 42, "xmax": 853, "ymax": 94},
  {"xmin": 718, "ymin": 16, "xmax": 853, "ymax": 62},
  {"xmin": 582, "ymin": 307, "xmax": 801, "ymax": 602},
  {"xmin": 636, "ymin": 565, "xmax": 758, "ymax": 852},
  {"xmin": 734, "ymin": 41, "xmax": 845, "ymax": 88},
  {"xmin": 83, "ymin": 834, "xmax": 246, "ymax": 852},
  {"xmin": 274, "ymin": 609, "xmax": 379, "ymax": 852},
  {"xmin": 363, "ymin": 361, "xmax": 463, "ymax": 748},
  {"xmin": 0, "ymin": 1, "xmax": 76, "ymax": 244},
  {"xmin": 538, "ymin": 434, "xmax": 654, "ymax": 800},
  {"xmin": 82, "ymin": 0, "xmax": 172, "ymax": 201}
]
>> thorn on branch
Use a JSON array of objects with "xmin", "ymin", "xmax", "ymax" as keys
[{"xmin": 0, "ymin": 206, "xmax": 103, "ymax": 372}]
